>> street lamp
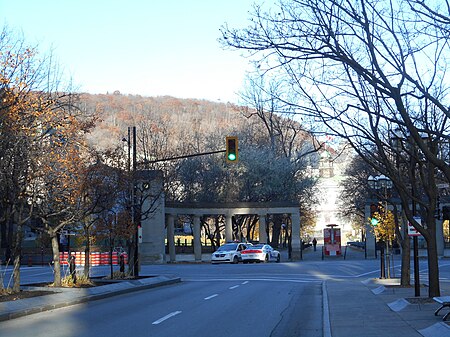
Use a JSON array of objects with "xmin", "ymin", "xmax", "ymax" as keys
[{"xmin": 367, "ymin": 174, "xmax": 392, "ymax": 279}]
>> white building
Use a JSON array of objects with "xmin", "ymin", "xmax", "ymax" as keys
[{"xmin": 313, "ymin": 145, "xmax": 352, "ymax": 244}]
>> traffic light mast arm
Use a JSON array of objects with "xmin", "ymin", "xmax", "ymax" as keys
[
  {"xmin": 140, "ymin": 149, "xmax": 226, "ymax": 165},
  {"xmin": 140, "ymin": 136, "xmax": 239, "ymax": 165}
]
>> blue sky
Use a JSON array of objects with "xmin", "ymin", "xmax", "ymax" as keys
[{"xmin": 0, "ymin": 0, "xmax": 264, "ymax": 103}]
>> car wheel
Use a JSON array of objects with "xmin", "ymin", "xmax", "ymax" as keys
[
  {"xmin": 264, "ymin": 254, "xmax": 269, "ymax": 263},
  {"xmin": 233, "ymin": 255, "xmax": 239, "ymax": 264},
  {"xmin": 276, "ymin": 254, "xmax": 281, "ymax": 263}
]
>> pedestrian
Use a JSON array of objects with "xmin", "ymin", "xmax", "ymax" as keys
[
  {"xmin": 312, "ymin": 238, "xmax": 317, "ymax": 251},
  {"xmin": 119, "ymin": 253, "xmax": 125, "ymax": 273},
  {"xmin": 69, "ymin": 255, "xmax": 77, "ymax": 283}
]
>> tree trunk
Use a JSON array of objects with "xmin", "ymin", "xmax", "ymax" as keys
[
  {"xmin": 84, "ymin": 227, "xmax": 90, "ymax": 278},
  {"xmin": 12, "ymin": 223, "xmax": 23, "ymax": 292},
  {"xmin": 426, "ymin": 217, "xmax": 440, "ymax": 297},
  {"xmin": 427, "ymin": 239, "xmax": 440, "ymax": 297},
  {"xmin": 5, "ymin": 214, "xmax": 14, "ymax": 264},
  {"xmin": 395, "ymin": 211, "xmax": 410, "ymax": 287},
  {"xmin": 12, "ymin": 254, "xmax": 21, "ymax": 292},
  {"xmin": 129, "ymin": 239, "xmax": 136, "ymax": 276},
  {"xmin": 0, "ymin": 219, "xmax": 6, "ymax": 249},
  {"xmin": 109, "ymin": 233, "xmax": 114, "ymax": 279},
  {"xmin": 51, "ymin": 234, "xmax": 62, "ymax": 286},
  {"xmin": 400, "ymin": 235, "xmax": 411, "ymax": 287},
  {"xmin": 271, "ymin": 215, "xmax": 283, "ymax": 248}
]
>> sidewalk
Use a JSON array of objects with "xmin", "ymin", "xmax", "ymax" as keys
[{"xmin": 325, "ymin": 277, "xmax": 450, "ymax": 337}]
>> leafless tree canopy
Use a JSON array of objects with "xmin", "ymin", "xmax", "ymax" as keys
[{"xmin": 221, "ymin": 0, "xmax": 450, "ymax": 297}]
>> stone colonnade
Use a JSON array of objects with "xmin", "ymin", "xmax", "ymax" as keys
[{"xmin": 165, "ymin": 202, "xmax": 301, "ymax": 263}]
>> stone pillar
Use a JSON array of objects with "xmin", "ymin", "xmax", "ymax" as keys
[
  {"xmin": 193, "ymin": 215, "xmax": 202, "ymax": 262},
  {"xmin": 436, "ymin": 218, "xmax": 444, "ymax": 257},
  {"xmin": 167, "ymin": 214, "xmax": 176, "ymax": 263},
  {"xmin": 138, "ymin": 170, "xmax": 165, "ymax": 264},
  {"xmin": 291, "ymin": 211, "xmax": 301, "ymax": 260},
  {"xmin": 225, "ymin": 214, "xmax": 233, "ymax": 242},
  {"xmin": 365, "ymin": 203, "xmax": 376, "ymax": 259},
  {"xmin": 258, "ymin": 213, "xmax": 267, "ymax": 244}
]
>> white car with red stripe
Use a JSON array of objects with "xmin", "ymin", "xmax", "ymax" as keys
[{"xmin": 241, "ymin": 243, "xmax": 281, "ymax": 263}]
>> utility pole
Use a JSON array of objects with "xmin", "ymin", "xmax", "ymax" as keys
[{"xmin": 132, "ymin": 126, "xmax": 139, "ymax": 277}]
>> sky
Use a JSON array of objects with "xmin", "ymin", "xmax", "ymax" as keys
[{"xmin": 0, "ymin": 0, "xmax": 265, "ymax": 103}]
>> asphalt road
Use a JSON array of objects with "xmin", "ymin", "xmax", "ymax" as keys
[
  {"xmin": 1, "ymin": 265, "xmax": 323, "ymax": 337},
  {"xmin": 2, "ymin": 253, "xmax": 450, "ymax": 337}
]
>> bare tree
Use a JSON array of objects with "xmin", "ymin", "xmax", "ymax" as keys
[{"xmin": 221, "ymin": 0, "xmax": 450, "ymax": 297}]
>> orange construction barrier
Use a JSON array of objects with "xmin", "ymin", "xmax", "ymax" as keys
[
  {"xmin": 100, "ymin": 252, "xmax": 109, "ymax": 265},
  {"xmin": 113, "ymin": 252, "xmax": 119, "ymax": 266},
  {"xmin": 59, "ymin": 252, "xmax": 69, "ymax": 265},
  {"xmin": 90, "ymin": 252, "xmax": 100, "ymax": 266},
  {"xmin": 59, "ymin": 251, "xmax": 129, "ymax": 266}
]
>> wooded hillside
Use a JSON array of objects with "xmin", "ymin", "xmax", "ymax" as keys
[{"xmin": 82, "ymin": 92, "xmax": 253, "ymax": 153}]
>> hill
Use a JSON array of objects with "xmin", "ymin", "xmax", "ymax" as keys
[{"xmin": 81, "ymin": 92, "xmax": 250, "ymax": 152}]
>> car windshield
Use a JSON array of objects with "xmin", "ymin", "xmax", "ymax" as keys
[{"xmin": 217, "ymin": 243, "xmax": 238, "ymax": 251}]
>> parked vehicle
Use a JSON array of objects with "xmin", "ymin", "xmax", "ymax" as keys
[
  {"xmin": 211, "ymin": 242, "xmax": 251, "ymax": 264},
  {"xmin": 241, "ymin": 244, "xmax": 280, "ymax": 263}
]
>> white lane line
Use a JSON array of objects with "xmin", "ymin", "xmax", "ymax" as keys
[
  {"xmin": 204, "ymin": 294, "xmax": 218, "ymax": 300},
  {"xmin": 241, "ymin": 281, "xmax": 249, "ymax": 285},
  {"xmin": 229, "ymin": 285, "xmax": 239, "ymax": 290},
  {"xmin": 187, "ymin": 278, "xmax": 321, "ymax": 283},
  {"xmin": 152, "ymin": 311, "xmax": 182, "ymax": 325},
  {"xmin": 322, "ymin": 281, "xmax": 332, "ymax": 337}
]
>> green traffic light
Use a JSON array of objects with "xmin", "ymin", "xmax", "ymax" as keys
[
  {"xmin": 371, "ymin": 218, "xmax": 379, "ymax": 226},
  {"xmin": 226, "ymin": 136, "xmax": 238, "ymax": 163},
  {"xmin": 228, "ymin": 153, "xmax": 236, "ymax": 161}
]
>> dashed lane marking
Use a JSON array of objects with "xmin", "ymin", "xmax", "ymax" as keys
[
  {"xmin": 204, "ymin": 294, "xmax": 218, "ymax": 300},
  {"xmin": 152, "ymin": 311, "xmax": 182, "ymax": 325}
]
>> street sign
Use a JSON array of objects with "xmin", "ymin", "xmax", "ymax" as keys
[
  {"xmin": 408, "ymin": 217, "xmax": 422, "ymax": 237},
  {"xmin": 138, "ymin": 225, "xmax": 143, "ymax": 243}
]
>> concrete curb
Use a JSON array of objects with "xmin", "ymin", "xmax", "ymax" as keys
[{"xmin": 0, "ymin": 275, "xmax": 181, "ymax": 322}]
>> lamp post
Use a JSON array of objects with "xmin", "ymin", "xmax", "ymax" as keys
[
  {"xmin": 368, "ymin": 174, "xmax": 392, "ymax": 278},
  {"xmin": 122, "ymin": 126, "xmax": 139, "ymax": 277},
  {"xmin": 391, "ymin": 128, "xmax": 420, "ymax": 297}
]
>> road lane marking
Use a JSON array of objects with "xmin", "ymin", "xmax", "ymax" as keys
[
  {"xmin": 322, "ymin": 281, "xmax": 332, "ymax": 337},
  {"xmin": 204, "ymin": 294, "xmax": 218, "ymax": 300},
  {"xmin": 152, "ymin": 311, "xmax": 182, "ymax": 325},
  {"xmin": 229, "ymin": 285, "xmax": 239, "ymax": 290},
  {"xmin": 187, "ymin": 278, "xmax": 321, "ymax": 283},
  {"xmin": 242, "ymin": 281, "xmax": 249, "ymax": 285}
]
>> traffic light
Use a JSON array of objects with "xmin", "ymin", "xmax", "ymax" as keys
[
  {"xmin": 226, "ymin": 136, "xmax": 238, "ymax": 163},
  {"xmin": 370, "ymin": 217, "xmax": 379, "ymax": 226},
  {"xmin": 370, "ymin": 203, "xmax": 379, "ymax": 226}
]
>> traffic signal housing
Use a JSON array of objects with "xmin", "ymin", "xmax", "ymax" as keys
[
  {"xmin": 226, "ymin": 136, "xmax": 238, "ymax": 163},
  {"xmin": 370, "ymin": 203, "xmax": 379, "ymax": 226}
]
